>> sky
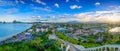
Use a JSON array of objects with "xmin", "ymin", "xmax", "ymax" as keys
[{"xmin": 0, "ymin": 0, "xmax": 120, "ymax": 23}]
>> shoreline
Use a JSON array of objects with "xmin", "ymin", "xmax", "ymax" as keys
[{"xmin": 0, "ymin": 24, "xmax": 33, "ymax": 44}]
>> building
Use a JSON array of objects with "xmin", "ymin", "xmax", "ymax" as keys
[
  {"xmin": 36, "ymin": 26, "xmax": 48, "ymax": 32},
  {"xmin": 48, "ymin": 34, "xmax": 58, "ymax": 40}
]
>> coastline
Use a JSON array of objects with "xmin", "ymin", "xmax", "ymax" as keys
[{"xmin": 0, "ymin": 24, "xmax": 33, "ymax": 44}]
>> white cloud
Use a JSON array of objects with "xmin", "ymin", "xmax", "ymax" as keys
[
  {"xmin": 15, "ymin": 0, "xmax": 19, "ymax": 4},
  {"xmin": 95, "ymin": 2, "xmax": 100, "ymax": 6},
  {"xmin": 66, "ymin": 0, "xmax": 69, "ymax": 2},
  {"xmin": 64, "ymin": 13, "xmax": 71, "ymax": 16},
  {"xmin": 74, "ymin": 10, "xmax": 120, "ymax": 23},
  {"xmin": 54, "ymin": 3, "xmax": 59, "ymax": 8},
  {"xmin": 30, "ymin": 16, "xmax": 42, "ymax": 22},
  {"xmin": 6, "ymin": 8, "xmax": 19, "ymax": 14},
  {"xmin": 36, "ymin": 0, "xmax": 46, "ymax": 5},
  {"xmin": 48, "ymin": 17, "xmax": 75, "ymax": 23},
  {"xmin": 73, "ymin": 6, "xmax": 120, "ymax": 23},
  {"xmin": 76, "ymin": 0, "xmax": 79, "ymax": 2},
  {"xmin": 33, "ymin": 6, "xmax": 53, "ymax": 12},
  {"xmin": 15, "ymin": 0, "xmax": 25, "ymax": 4},
  {"xmin": 49, "ymin": 16, "xmax": 55, "ymax": 19},
  {"xmin": 70, "ymin": 5, "xmax": 82, "ymax": 9},
  {"xmin": 0, "ymin": 0, "xmax": 15, "ymax": 6},
  {"xmin": 37, "ymin": 16, "xmax": 41, "ymax": 19},
  {"xmin": 0, "ymin": 8, "xmax": 19, "ymax": 14},
  {"xmin": 0, "ymin": 15, "xmax": 20, "ymax": 22},
  {"xmin": 20, "ymin": 0, "xmax": 25, "ymax": 4}
]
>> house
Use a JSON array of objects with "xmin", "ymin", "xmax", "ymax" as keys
[
  {"xmin": 25, "ymin": 33, "xmax": 32, "ymax": 36},
  {"xmin": 28, "ymin": 29, "xmax": 33, "ymax": 32},
  {"xmin": 51, "ymin": 29, "xmax": 55, "ymax": 33},
  {"xmin": 109, "ymin": 27, "xmax": 120, "ymax": 34},
  {"xmin": 93, "ymin": 31, "xmax": 99, "ymax": 35},
  {"xmin": 36, "ymin": 26, "xmax": 48, "ymax": 32},
  {"xmin": 75, "ymin": 29, "xmax": 83, "ymax": 35},
  {"xmin": 24, "ymin": 33, "xmax": 33, "ymax": 40},
  {"xmin": 56, "ymin": 27, "xmax": 67, "ymax": 31},
  {"xmin": 13, "ymin": 33, "xmax": 33, "ymax": 42},
  {"xmin": 96, "ymin": 34, "xmax": 103, "ymax": 42},
  {"xmin": 91, "ymin": 28, "xmax": 106, "ymax": 32},
  {"xmin": 48, "ymin": 34, "xmax": 58, "ymax": 40},
  {"xmin": 68, "ymin": 27, "xmax": 74, "ymax": 31}
]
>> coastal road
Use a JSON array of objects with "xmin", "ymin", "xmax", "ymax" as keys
[
  {"xmin": 70, "ymin": 45, "xmax": 81, "ymax": 51},
  {"xmin": 55, "ymin": 34, "xmax": 84, "ymax": 51}
]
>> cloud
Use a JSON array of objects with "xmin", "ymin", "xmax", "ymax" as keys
[
  {"xmin": 74, "ymin": 10, "xmax": 120, "ymax": 23},
  {"xmin": 0, "ymin": 8, "xmax": 19, "ymax": 14},
  {"xmin": 49, "ymin": 16, "xmax": 55, "ymax": 19},
  {"xmin": 63, "ymin": 13, "xmax": 71, "ymax": 16},
  {"xmin": 95, "ymin": 2, "xmax": 100, "ymax": 6},
  {"xmin": 70, "ymin": 5, "xmax": 82, "ymax": 9},
  {"xmin": 76, "ymin": 0, "xmax": 79, "ymax": 2},
  {"xmin": 60, "ymin": 16, "xmax": 67, "ymax": 19},
  {"xmin": 15, "ymin": 0, "xmax": 25, "ymax": 4},
  {"xmin": 33, "ymin": 6, "xmax": 53, "ymax": 12},
  {"xmin": 66, "ymin": 0, "xmax": 69, "ymax": 2},
  {"xmin": 20, "ymin": 0, "xmax": 25, "ymax": 4},
  {"xmin": 36, "ymin": 16, "xmax": 41, "ymax": 19},
  {"xmin": 6, "ymin": 8, "xmax": 19, "ymax": 14},
  {"xmin": 0, "ymin": 0, "xmax": 16, "ymax": 6},
  {"xmin": 35, "ymin": 0, "xmax": 46, "ymax": 5},
  {"xmin": 0, "ymin": 15, "xmax": 19, "ymax": 22},
  {"xmin": 54, "ymin": 3, "xmax": 59, "ymax": 8},
  {"xmin": 15, "ymin": 0, "xmax": 19, "ymax": 4},
  {"xmin": 56, "ymin": 17, "xmax": 76, "ymax": 22},
  {"xmin": 31, "ymin": 16, "xmax": 42, "ymax": 22}
]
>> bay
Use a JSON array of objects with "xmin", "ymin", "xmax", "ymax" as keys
[{"xmin": 0, "ymin": 23, "xmax": 32, "ymax": 41}]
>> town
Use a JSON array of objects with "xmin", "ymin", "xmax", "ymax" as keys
[
  {"xmin": 0, "ymin": 0, "xmax": 120, "ymax": 51},
  {"xmin": 0, "ymin": 23, "xmax": 120, "ymax": 51}
]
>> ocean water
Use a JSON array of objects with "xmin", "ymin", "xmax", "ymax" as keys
[{"xmin": 0, "ymin": 23, "xmax": 32, "ymax": 41}]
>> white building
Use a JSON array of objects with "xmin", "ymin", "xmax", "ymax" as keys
[
  {"xmin": 109, "ymin": 27, "xmax": 120, "ymax": 33},
  {"xmin": 36, "ymin": 26, "xmax": 48, "ymax": 32},
  {"xmin": 48, "ymin": 34, "xmax": 58, "ymax": 40}
]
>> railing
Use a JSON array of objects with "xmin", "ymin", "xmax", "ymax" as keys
[
  {"xmin": 59, "ymin": 35, "xmax": 120, "ymax": 51},
  {"xmin": 83, "ymin": 44, "xmax": 120, "ymax": 51}
]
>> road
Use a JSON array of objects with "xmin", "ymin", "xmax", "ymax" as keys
[
  {"xmin": 54, "ymin": 34, "xmax": 84, "ymax": 51},
  {"xmin": 61, "ymin": 40, "xmax": 84, "ymax": 51},
  {"xmin": 70, "ymin": 45, "xmax": 81, "ymax": 51}
]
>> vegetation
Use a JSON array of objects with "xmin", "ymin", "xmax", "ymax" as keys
[
  {"xmin": 0, "ymin": 23, "xmax": 120, "ymax": 50},
  {"xmin": 0, "ymin": 31, "xmax": 62, "ymax": 51},
  {"xmin": 55, "ymin": 32, "xmax": 79, "ymax": 44}
]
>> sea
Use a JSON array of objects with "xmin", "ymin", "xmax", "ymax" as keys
[{"xmin": 0, "ymin": 23, "xmax": 32, "ymax": 41}]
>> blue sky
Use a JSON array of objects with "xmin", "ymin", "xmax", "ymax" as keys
[{"xmin": 0, "ymin": 0, "xmax": 120, "ymax": 22}]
